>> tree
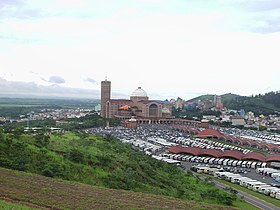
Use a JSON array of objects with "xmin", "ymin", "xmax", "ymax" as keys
[
  {"xmin": 0, "ymin": 129, "xmax": 4, "ymax": 141},
  {"xmin": 42, "ymin": 162, "xmax": 62, "ymax": 177},
  {"xmin": 67, "ymin": 148, "xmax": 85, "ymax": 163},
  {"xmin": 35, "ymin": 133, "xmax": 50, "ymax": 147}
]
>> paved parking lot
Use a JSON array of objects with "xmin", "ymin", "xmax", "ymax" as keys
[
  {"xmin": 88, "ymin": 124, "xmax": 280, "ymax": 187},
  {"xmin": 180, "ymin": 161, "xmax": 278, "ymax": 186}
]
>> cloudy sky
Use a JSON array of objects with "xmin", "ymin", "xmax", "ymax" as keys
[{"xmin": 0, "ymin": 0, "xmax": 280, "ymax": 100}]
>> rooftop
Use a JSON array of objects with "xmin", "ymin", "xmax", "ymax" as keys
[{"xmin": 131, "ymin": 87, "xmax": 148, "ymax": 97}]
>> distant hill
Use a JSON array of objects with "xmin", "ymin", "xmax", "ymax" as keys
[
  {"xmin": 186, "ymin": 91, "xmax": 280, "ymax": 115},
  {"xmin": 224, "ymin": 91, "xmax": 280, "ymax": 115},
  {"xmin": 187, "ymin": 94, "xmax": 215, "ymax": 102},
  {"xmin": 221, "ymin": 93, "xmax": 240, "ymax": 103},
  {"xmin": 187, "ymin": 93, "xmax": 240, "ymax": 103},
  {"xmin": 0, "ymin": 167, "xmax": 235, "ymax": 210}
]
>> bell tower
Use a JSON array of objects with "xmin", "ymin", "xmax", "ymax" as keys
[{"xmin": 100, "ymin": 79, "xmax": 111, "ymax": 118}]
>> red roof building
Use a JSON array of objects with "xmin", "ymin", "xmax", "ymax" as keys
[
  {"xmin": 194, "ymin": 129, "xmax": 280, "ymax": 152},
  {"xmin": 243, "ymin": 152, "xmax": 266, "ymax": 162},
  {"xmin": 219, "ymin": 150, "xmax": 245, "ymax": 160},
  {"xmin": 167, "ymin": 146, "xmax": 280, "ymax": 162}
]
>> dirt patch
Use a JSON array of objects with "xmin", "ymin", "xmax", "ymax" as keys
[{"xmin": 0, "ymin": 167, "xmax": 236, "ymax": 210}]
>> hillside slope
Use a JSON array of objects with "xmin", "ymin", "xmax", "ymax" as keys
[
  {"xmin": 0, "ymin": 167, "xmax": 235, "ymax": 210},
  {"xmin": 224, "ymin": 91, "xmax": 280, "ymax": 115},
  {"xmin": 0, "ymin": 130, "xmax": 237, "ymax": 206},
  {"xmin": 187, "ymin": 93, "xmax": 240, "ymax": 103},
  {"xmin": 187, "ymin": 94, "xmax": 214, "ymax": 102}
]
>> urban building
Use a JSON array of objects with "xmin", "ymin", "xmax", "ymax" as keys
[
  {"xmin": 214, "ymin": 95, "xmax": 224, "ymax": 109},
  {"xmin": 231, "ymin": 116, "xmax": 246, "ymax": 126},
  {"xmin": 100, "ymin": 80, "xmax": 173, "ymax": 119}
]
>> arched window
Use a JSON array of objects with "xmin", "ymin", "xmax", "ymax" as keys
[
  {"xmin": 106, "ymin": 101, "xmax": 110, "ymax": 118},
  {"xmin": 149, "ymin": 104, "xmax": 158, "ymax": 117}
]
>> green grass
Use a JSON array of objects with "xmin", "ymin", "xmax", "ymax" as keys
[
  {"xmin": 232, "ymin": 199, "xmax": 260, "ymax": 210},
  {"xmin": 0, "ymin": 131, "xmax": 239, "ymax": 207},
  {"xmin": 0, "ymin": 199, "xmax": 39, "ymax": 210},
  {"xmin": 0, "ymin": 167, "xmax": 236, "ymax": 210},
  {"xmin": 192, "ymin": 173, "xmax": 259, "ymax": 210},
  {"xmin": 209, "ymin": 176, "xmax": 280, "ymax": 207}
]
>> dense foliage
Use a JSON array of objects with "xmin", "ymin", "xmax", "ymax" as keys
[
  {"xmin": 173, "ymin": 108, "xmax": 221, "ymax": 121},
  {"xmin": 187, "ymin": 93, "xmax": 240, "ymax": 103},
  {"xmin": 3, "ymin": 113, "xmax": 121, "ymax": 131},
  {"xmin": 59, "ymin": 114, "xmax": 121, "ymax": 130},
  {"xmin": 0, "ymin": 129, "xmax": 237, "ymax": 206},
  {"xmin": 224, "ymin": 91, "xmax": 280, "ymax": 115}
]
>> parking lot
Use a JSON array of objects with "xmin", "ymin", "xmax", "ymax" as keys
[
  {"xmin": 219, "ymin": 127, "xmax": 280, "ymax": 144},
  {"xmin": 88, "ymin": 124, "xmax": 280, "ymax": 188}
]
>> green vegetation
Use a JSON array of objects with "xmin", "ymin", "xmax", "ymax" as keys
[
  {"xmin": 4, "ymin": 119, "xmax": 57, "ymax": 130},
  {"xmin": 3, "ymin": 114, "xmax": 120, "ymax": 131},
  {"xmin": 0, "ymin": 167, "xmax": 236, "ymax": 210},
  {"xmin": 185, "ymin": 91, "xmax": 280, "ymax": 117},
  {"xmin": 0, "ymin": 97, "xmax": 99, "ymax": 117},
  {"xmin": 208, "ymin": 175, "xmax": 280, "ymax": 207},
  {"xmin": 232, "ymin": 199, "xmax": 259, "ymax": 210},
  {"xmin": 176, "ymin": 91, "xmax": 280, "ymax": 123},
  {"xmin": 224, "ymin": 91, "xmax": 280, "ymax": 115},
  {"xmin": 221, "ymin": 94, "xmax": 241, "ymax": 103},
  {"xmin": 173, "ymin": 108, "xmax": 221, "ymax": 121},
  {"xmin": 0, "ymin": 129, "xmax": 237, "ymax": 206},
  {"xmin": 187, "ymin": 93, "xmax": 240, "ymax": 103},
  {"xmin": 57, "ymin": 114, "xmax": 121, "ymax": 130},
  {"xmin": 0, "ymin": 199, "xmax": 38, "ymax": 210},
  {"xmin": 188, "ymin": 94, "xmax": 215, "ymax": 102}
]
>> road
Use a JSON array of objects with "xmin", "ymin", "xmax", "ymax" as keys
[
  {"xmin": 213, "ymin": 180, "xmax": 280, "ymax": 210},
  {"xmin": 185, "ymin": 166, "xmax": 280, "ymax": 210},
  {"xmin": 180, "ymin": 161, "xmax": 279, "ymax": 186}
]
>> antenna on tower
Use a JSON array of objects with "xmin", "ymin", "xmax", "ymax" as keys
[{"xmin": 105, "ymin": 76, "xmax": 108, "ymax": 81}]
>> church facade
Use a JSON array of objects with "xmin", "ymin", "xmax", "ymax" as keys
[{"xmin": 100, "ymin": 80, "xmax": 173, "ymax": 119}]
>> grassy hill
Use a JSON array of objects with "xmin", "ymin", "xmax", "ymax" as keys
[
  {"xmin": 223, "ymin": 91, "xmax": 280, "ymax": 115},
  {"xmin": 0, "ymin": 167, "xmax": 237, "ymax": 210},
  {"xmin": 187, "ymin": 94, "xmax": 214, "ymax": 102},
  {"xmin": 0, "ymin": 129, "xmax": 238, "ymax": 207},
  {"xmin": 186, "ymin": 91, "xmax": 280, "ymax": 115},
  {"xmin": 187, "ymin": 93, "xmax": 240, "ymax": 103},
  {"xmin": 221, "ymin": 93, "xmax": 240, "ymax": 103}
]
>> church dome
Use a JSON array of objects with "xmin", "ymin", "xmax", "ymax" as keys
[{"xmin": 131, "ymin": 87, "xmax": 147, "ymax": 97}]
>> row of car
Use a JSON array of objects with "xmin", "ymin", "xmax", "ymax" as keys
[
  {"xmin": 256, "ymin": 167, "xmax": 280, "ymax": 182},
  {"xmin": 191, "ymin": 165, "xmax": 280, "ymax": 199},
  {"xmin": 169, "ymin": 136, "xmax": 251, "ymax": 154},
  {"xmin": 215, "ymin": 171, "xmax": 280, "ymax": 199},
  {"xmin": 220, "ymin": 127, "xmax": 280, "ymax": 144},
  {"xmin": 163, "ymin": 153, "xmax": 267, "ymax": 169}
]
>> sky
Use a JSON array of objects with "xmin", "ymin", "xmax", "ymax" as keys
[{"xmin": 0, "ymin": 0, "xmax": 280, "ymax": 100}]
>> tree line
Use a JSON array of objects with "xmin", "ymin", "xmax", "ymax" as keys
[{"xmin": 223, "ymin": 91, "xmax": 280, "ymax": 115}]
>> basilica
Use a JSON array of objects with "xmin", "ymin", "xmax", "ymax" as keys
[{"xmin": 100, "ymin": 80, "xmax": 173, "ymax": 119}]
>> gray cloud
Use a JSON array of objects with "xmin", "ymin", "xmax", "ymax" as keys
[
  {"xmin": 48, "ymin": 76, "xmax": 65, "ymax": 84},
  {"xmin": 223, "ymin": 0, "xmax": 280, "ymax": 33},
  {"xmin": 83, "ymin": 77, "xmax": 97, "ymax": 84},
  {"xmin": 0, "ymin": 0, "xmax": 22, "ymax": 9},
  {"xmin": 0, "ymin": 0, "xmax": 43, "ymax": 19},
  {"xmin": 239, "ymin": 0, "xmax": 280, "ymax": 12},
  {"xmin": 0, "ymin": 77, "xmax": 99, "ymax": 99},
  {"xmin": 253, "ymin": 14, "xmax": 280, "ymax": 33}
]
